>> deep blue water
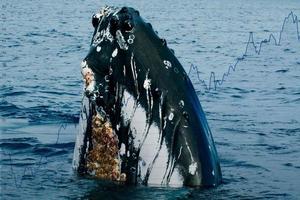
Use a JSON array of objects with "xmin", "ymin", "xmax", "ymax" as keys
[{"xmin": 1, "ymin": 0, "xmax": 300, "ymax": 199}]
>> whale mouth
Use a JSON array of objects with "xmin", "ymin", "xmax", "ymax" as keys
[
  {"xmin": 74, "ymin": 5, "xmax": 137, "ymax": 182},
  {"xmin": 78, "ymin": 57, "xmax": 127, "ymax": 182}
]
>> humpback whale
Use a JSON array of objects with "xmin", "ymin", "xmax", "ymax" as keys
[{"xmin": 73, "ymin": 6, "xmax": 222, "ymax": 187}]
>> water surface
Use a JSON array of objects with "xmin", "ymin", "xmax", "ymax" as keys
[{"xmin": 1, "ymin": 0, "xmax": 300, "ymax": 199}]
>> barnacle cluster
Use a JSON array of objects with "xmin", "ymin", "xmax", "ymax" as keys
[
  {"xmin": 80, "ymin": 60, "xmax": 97, "ymax": 96},
  {"xmin": 83, "ymin": 69, "xmax": 94, "ymax": 86},
  {"xmin": 86, "ymin": 114, "xmax": 126, "ymax": 182}
]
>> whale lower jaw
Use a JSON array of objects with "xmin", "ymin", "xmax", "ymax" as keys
[{"xmin": 73, "ymin": 90, "xmax": 189, "ymax": 186}]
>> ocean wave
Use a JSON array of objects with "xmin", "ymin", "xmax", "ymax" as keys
[{"xmin": 0, "ymin": 99, "xmax": 79, "ymax": 124}]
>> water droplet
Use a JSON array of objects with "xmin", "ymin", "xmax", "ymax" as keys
[
  {"xmin": 112, "ymin": 48, "xmax": 118, "ymax": 57},
  {"xmin": 143, "ymin": 78, "xmax": 151, "ymax": 89},
  {"xmin": 96, "ymin": 46, "xmax": 101, "ymax": 52},
  {"xmin": 189, "ymin": 162, "xmax": 197, "ymax": 175},
  {"xmin": 163, "ymin": 60, "xmax": 172, "ymax": 69},
  {"xmin": 179, "ymin": 100, "xmax": 184, "ymax": 108},
  {"xmin": 168, "ymin": 112, "xmax": 174, "ymax": 121}
]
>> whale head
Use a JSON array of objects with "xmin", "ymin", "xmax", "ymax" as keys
[{"xmin": 73, "ymin": 6, "xmax": 222, "ymax": 187}]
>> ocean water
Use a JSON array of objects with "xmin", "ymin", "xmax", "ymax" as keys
[{"xmin": 1, "ymin": 0, "xmax": 300, "ymax": 199}]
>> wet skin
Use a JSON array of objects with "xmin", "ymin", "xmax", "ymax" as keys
[{"xmin": 73, "ymin": 6, "xmax": 222, "ymax": 187}]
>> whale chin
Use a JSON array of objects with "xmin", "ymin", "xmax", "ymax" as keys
[{"xmin": 73, "ymin": 6, "xmax": 222, "ymax": 187}]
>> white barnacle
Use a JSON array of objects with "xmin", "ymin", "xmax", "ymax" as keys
[
  {"xmin": 105, "ymin": 85, "xmax": 109, "ymax": 92},
  {"xmin": 163, "ymin": 116, "xmax": 167, "ymax": 129},
  {"xmin": 123, "ymin": 65, "xmax": 126, "ymax": 76},
  {"xmin": 95, "ymin": 24, "xmax": 113, "ymax": 44},
  {"xmin": 127, "ymin": 38, "xmax": 134, "ymax": 44},
  {"xmin": 179, "ymin": 100, "xmax": 184, "ymax": 108},
  {"xmin": 107, "ymin": 31, "xmax": 113, "ymax": 41},
  {"xmin": 96, "ymin": 46, "xmax": 101, "ymax": 52},
  {"xmin": 127, "ymin": 34, "xmax": 135, "ymax": 44},
  {"xmin": 212, "ymin": 170, "xmax": 215, "ymax": 176},
  {"xmin": 163, "ymin": 60, "xmax": 172, "ymax": 69},
  {"xmin": 112, "ymin": 48, "xmax": 118, "ymax": 57},
  {"xmin": 168, "ymin": 112, "xmax": 174, "ymax": 121},
  {"xmin": 116, "ymin": 30, "xmax": 128, "ymax": 50},
  {"xmin": 80, "ymin": 60, "xmax": 87, "ymax": 69},
  {"xmin": 81, "ymin": 67, "xmax": 93, "ymax": 77},
  {"xmin": 90, "ymin": 93, "xmax": 97, "ymax": 101},
  {"xmin": 94, "ymin": 13, "xmax": 102, "ymax": 19},
  {"xmin": 104, "ymin": 75, "xmax": 110, "ymax": 82},
  {"xmin": 189, "ymin": 162, "xmax": 197, "ymax": 175},
  {"xmin": 86, "ymin": 80, "xmax": 96, "ymax": 93},
  {"xmin": 120, "ymin": 143, "xmax": 126, "ymax": 156},
  {"xmin": 129, "ymin": 34, "xmax": 135, "ymax": 40},
  {"xmin": 86, "ymin": 141, "xmax": 90, "ymax": 153},
  {"xmin": 109, "ymin": 67, "xmax": 113, "ymax": 75},
  {"xmin": 143, "ymin": 78, "xmax": 151, "ymax": 90}
]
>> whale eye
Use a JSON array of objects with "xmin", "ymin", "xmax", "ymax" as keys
[{"xmin": 92, "ymin": 14, "xmax": 101, "ymax": 28}]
